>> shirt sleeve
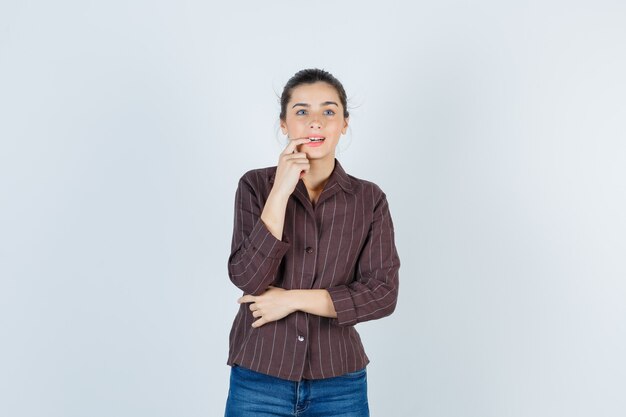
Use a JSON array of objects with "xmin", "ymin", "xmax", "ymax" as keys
[
  {"xmin": 227, "ymin": 173, "xmax": 291, "ymax": 296},
  {"xmin": 326, "ymin": 192, "xmax": 400, "ymax": 327}
]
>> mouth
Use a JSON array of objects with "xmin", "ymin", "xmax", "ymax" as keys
[{"xmin": 307, "ymin": 136, "xmax": 325, "ymax": 142}]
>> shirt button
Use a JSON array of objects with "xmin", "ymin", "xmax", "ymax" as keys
[
  {"xmin": 297, "ymin": 335, "xmax": 305, "ymax": 342},
  {"xmin": 305, "ymin": 247, "xmax": 313, "ymax": 254}
]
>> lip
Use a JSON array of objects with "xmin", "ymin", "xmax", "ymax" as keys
[
  {"xmin": 304, "ymin": 140, "xmax": 324, "ymax": 147},
  {"xmin": 304, "ymin": 135, "xmax": 325, "ymax": 147}
]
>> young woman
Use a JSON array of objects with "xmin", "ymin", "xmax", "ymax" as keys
[{"xmin": 224, "ymin": 69, "xmax": 401, "ymax": 417}]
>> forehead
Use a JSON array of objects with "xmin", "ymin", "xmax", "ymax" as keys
[{"xmin": 288, "ymin": 82, "xmax": 341, "ymax": 104}]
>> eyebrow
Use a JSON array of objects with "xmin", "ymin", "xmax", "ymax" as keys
[{"xmin": 292, "ymin": 101, "xmax": 339, "ymax": 108}]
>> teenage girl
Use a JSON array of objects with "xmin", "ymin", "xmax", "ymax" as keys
[{"xmin": 225, "ymin": 68, "xmax": 401, "ymax": 417}]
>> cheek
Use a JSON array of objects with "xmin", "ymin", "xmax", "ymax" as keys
[
  {"xmin": 327, "ymin": 119, "xmax": 345, "ymax": 133},
  {"xmin": 285, "ymin": 117, "xmax": 308, "ymax": 130}
]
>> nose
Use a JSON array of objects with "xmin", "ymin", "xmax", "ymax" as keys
[{"xmin": 309, "ymin": 117, "xmax": 322, "ymax": 129}]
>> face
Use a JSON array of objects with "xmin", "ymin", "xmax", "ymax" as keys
[{"xmin": 280, "ymin": 82, "xmax": 349, "ymax": 162}]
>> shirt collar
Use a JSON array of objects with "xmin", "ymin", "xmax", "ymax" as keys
[{"xmin": 269, "ymin": 158, "xmax": 354, "ymax": 194}]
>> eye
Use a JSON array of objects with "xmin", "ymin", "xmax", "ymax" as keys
[
  {"xmin": 296, "ymin": 109, "xmax": 307, "ymax": 115},
  {"xmin": 323, "ymin": 109, "xmax": 335, "ymax": 116}
]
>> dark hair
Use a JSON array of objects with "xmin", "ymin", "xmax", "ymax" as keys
[{"xmin": 279, "ymin": 68, "xmax": 349, "ymax": 121}]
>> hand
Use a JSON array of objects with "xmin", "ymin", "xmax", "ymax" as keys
[
  {"xmin": 238, "ymin": 286, "xmax": 296, "ymax": 328},
  {"xmin": 259, "ymin": 137, "xmax": 310, "ymax": 240},
  {"xmin": 272, "ymin": 137, "xmax": 311, "ymax": 198}
]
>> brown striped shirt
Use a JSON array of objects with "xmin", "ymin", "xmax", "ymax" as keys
[{"xmin": 226, "ymin": 158, "xmax": 400, "ymax": 381}]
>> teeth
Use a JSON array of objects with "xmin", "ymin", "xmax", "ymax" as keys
[{"xmin": 309, "ymin": 137, "xmax": 325, "ymax": 142}]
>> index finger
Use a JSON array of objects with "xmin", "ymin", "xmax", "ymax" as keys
[{"xmin": 282, "ymin": 137, "xmax": 311, "ymax": 155}]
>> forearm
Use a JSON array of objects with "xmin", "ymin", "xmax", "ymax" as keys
[
  {"xmin": 238, "ymin": 287, "xmax": 337, "ymax": 328},
  {"xmin": 228, "ymin": 208, "xmax": 290, "ymax": 295},
  {"xmin": 326, "ymin": 280, "xmax": 398, "ymax": 327},
  {"xmin": 260, "ymin": 189, "xmax": 290, "ymax": 240},
  {"xmin": 288, "ymin": 289, "xmax": 337, "ymax": 318}
]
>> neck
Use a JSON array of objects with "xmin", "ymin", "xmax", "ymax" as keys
[{"xmin": 302, "ymin": 156, "xmax": 335, "ymax": 191}]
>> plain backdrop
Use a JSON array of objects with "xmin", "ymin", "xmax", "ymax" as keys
[{"xmin": 1, "ymin": 1, "xmax": 625, "ymax": 416}]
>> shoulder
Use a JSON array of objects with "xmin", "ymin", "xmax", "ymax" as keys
[
  {"xmin": 237, "ymin": 165, "xmax": 277, "ymax": 189},
  {"xmin": 345, "ymin": 171, "xmax": 386, "ymax": 202},
  {"xmin": 345, "ymin": 174, "xmax": 395, "ymax": 222}
]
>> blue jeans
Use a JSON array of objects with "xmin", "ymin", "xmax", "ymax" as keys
[{"xmin": 224, "ymin": 365, "xmax": 370, "ymax": 417}]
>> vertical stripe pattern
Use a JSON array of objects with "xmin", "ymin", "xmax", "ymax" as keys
[{"xmin": 227, "ymin": 159, "xmax": 400, "ymax": 381}]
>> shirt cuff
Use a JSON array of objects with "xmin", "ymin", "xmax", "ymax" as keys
[
  {"xmin": 249, "ymin": 218, "xmax": 290, "ymax": 260},
  {"xmin": 327, "ymin": 286, "xmax": 358, "ymax": 326}
]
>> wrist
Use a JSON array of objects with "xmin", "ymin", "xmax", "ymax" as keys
[
  {"xmin": 286, "ymin": 289, "xmax": 337, "ymax": 318},
  {"xmin": 268, "ymin": 187, "xmax": 292, "ymax": 203},
  {"xmin": 286, "ymin": 289, "xmax": 303, "ymax": 312}
]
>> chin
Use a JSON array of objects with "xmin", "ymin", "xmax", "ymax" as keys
[{"xmin": 304, "ymin": 151, "xmax": 334, "ymax": 161}]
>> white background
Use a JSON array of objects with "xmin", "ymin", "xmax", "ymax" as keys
[{"xmin": 1, "ymin": 1, "xmax": 625, "ymax": 416}]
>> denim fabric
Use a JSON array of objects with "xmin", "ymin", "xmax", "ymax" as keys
[{"xmin": 224, "ymin": 365, "xmax": 369, "ymax": 417}]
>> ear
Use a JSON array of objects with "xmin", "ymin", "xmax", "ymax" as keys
[
  {"xmin": 341, "ymin": 117, "xmax": 350, "ymax": 135},
  {"xmin": 280, "ymin": 119, "xmax": 288, "ymax": 136}
]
